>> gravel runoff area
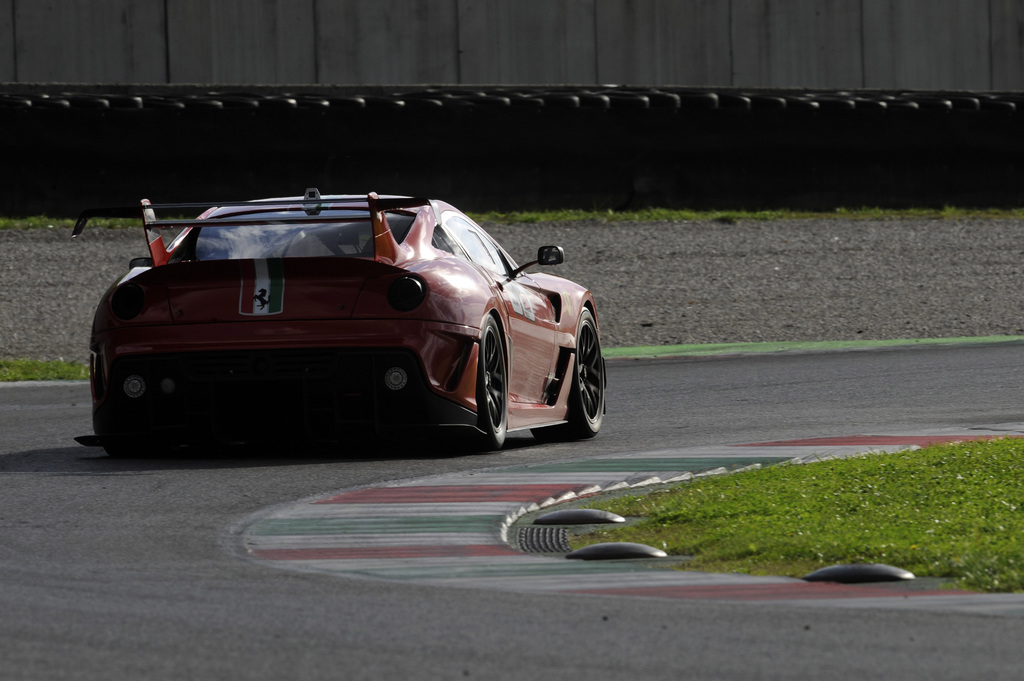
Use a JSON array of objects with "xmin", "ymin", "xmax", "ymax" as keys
[{"xmin": 3, "ymin": 218, "xmax": 1024, "ymax": 364}]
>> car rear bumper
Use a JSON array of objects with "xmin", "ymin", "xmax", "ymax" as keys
[{"xmin": 92, "ymin": 347, "xmax": 478, "ymax": 446}]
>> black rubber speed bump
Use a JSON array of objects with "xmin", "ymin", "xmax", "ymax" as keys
[
  {"xmin": 566, "ymin": 542, "xmax": 667, "ymax": 560},
  {"xmin": 533, "ymin": 509, "xmax": 625, "ymax": 525},
  {"xmin": 803, "ymin": 563, "xmax": 915, "ymax": 583}
]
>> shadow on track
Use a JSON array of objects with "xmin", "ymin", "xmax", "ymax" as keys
[{"xmin": 1, "ymin": 433, "xmax": 543, "ymax": 474}]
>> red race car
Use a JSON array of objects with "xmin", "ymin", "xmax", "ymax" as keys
[{"xmin": 73, "ymin": 190, "xmax": 605, "ymax": 456}]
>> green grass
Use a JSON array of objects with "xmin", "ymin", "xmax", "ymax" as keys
[
  {"xmin": 571, "ymin": 438, "xmax": 1024, "ymax": 592},
  {"xmin": 603, "ymin": 335, "xmax": 1024, "ymax": 359},
  {"xmin": 0, "ymin": 216, "xmax": 137, "ymax": 230},
  {"xmin": 0, "ymin": 359, "xmax": 89, "ymax": 381},
  {"xmin": 7, "ymin": 206, "xmax": 1024, "ymax": 230}
]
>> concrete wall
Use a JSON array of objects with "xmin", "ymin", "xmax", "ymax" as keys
[
  {"xmin": 11, "ymin": 1, "xmax": 167, "ymax": 82},
  {"xmin": 862, "ymin": 0, "xmax": 990, "ymax": 90},
  {"xmin": 730, "ymin": 0, "xmax": 863, "ymax": 89},
  {"xmin": 2, "ymin": 0, "xmax": 1023, "ymax": 89},
  {"xmin": 167, "ymin": 1, "xmax": 318, "ymax": 84}
]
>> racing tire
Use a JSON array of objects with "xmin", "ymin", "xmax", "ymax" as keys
[
  {"xmin": 474, "ymin": 315, "xmax": 508, "ymax": 451},
  {"xmin": 532, "ymin": 308, "xmax": 605, "ymax": 442}
]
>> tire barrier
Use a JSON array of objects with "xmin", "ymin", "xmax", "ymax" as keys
[
  {"xmin": 4, "ymin": 86, "xmax": 1024, "ymax": 215},
  {"xmin": 4, "ymin": 88, "xmax": 1021, "ymax": 114}
]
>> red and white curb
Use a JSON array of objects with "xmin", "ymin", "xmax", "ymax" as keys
[{"xmin": 242, "ymin": 424, "xmax": 1024, "ymax": 614}]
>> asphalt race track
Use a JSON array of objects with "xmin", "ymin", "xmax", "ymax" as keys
[{"xmin": 3, "ymin": 342, "xmax": 1024, "ymax": 680}]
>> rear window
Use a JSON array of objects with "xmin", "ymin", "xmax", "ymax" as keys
[
  {"xmin": 172, "ymin": 212, "xmax": 416, "ymax": 261},
  {"xmin": 195, "ymin": 221, "xmax": 373, "ymax": 260}
]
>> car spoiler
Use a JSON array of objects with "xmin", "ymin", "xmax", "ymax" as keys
[{"xmin": 71, "ymin": 190, "xmax": 434, "ymax": 266}]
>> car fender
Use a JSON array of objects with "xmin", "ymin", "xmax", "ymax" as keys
[
  {"xmin": 521, "ymin": 271, "xmax": 598, "ymax": 342},
  {"xmin": 399, "ymin": 257, "xmax": 499, "ymax": 330}
]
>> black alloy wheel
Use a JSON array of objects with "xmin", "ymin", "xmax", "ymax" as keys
[
  {"xmin": 573, "ymin": 309, "xmax": 604, "ymax": 432},
  {"xmin": 532, "ymin": 308, "xmax": 604, "ymax": 441},
  {"xmin": 475, "ymin": 315, "xmax": 508, "ymax": 451}
]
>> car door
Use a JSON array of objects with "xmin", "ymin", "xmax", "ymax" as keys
[
  {"xmin": 442, "ymin": 215, "xmax": 557, "ymax": 405},
  {"xmin": 499, "ymin": 271, "xmax": 560, "ymax": 404}
]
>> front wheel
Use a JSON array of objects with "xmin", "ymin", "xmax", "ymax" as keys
[
  {"xmin": 532, "ymin": 308, "xmax": 605, "ymax": 441},
  {"xmin": 474, "ymin": 315, "xmax": 508, "ymax": 451}
]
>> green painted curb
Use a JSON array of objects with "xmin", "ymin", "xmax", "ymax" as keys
[{"xmin": 603, "ymin": 335, "xmax": 1024, "ymax": 360}]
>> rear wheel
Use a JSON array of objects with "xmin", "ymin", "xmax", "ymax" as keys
[
  {"xmin": 532, "ymin": 308, "xmax": 604, "ymax": 441},
  {"xmin": 474, "ymin": 316, "xmax": 508, "ymax": 451}
]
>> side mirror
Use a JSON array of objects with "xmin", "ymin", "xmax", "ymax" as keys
[
  {"xmin": 129, "ymin": 257, "xmax": 153, "ymax": 269},
  {"xmin": 537, "ymin": 245, "xmax": 564, "ymax": 266},
  {"xmin": 507, "ymin": 245, "xmax": 565, "ymax": 280}
]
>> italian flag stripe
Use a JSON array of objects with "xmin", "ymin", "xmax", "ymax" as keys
[{"xmin": 240, "ymin": 258, "xmax": 285, "ymax": 315}]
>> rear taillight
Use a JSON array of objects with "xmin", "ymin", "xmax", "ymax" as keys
[
  {"xmin": 110, "ymin": 283, "xmax": 145, "ymax": 320},
  {"xmin": 387, "ymin": 275, "xmax": 427, "ymax": 311}
]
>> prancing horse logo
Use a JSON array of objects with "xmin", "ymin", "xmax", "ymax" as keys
[
  {"xmin": 253, "ymin": 288, "xmax": 271, "ymax": 310},
  {"xmin": 240, "ymin": 259, "xmax": 284, "ymax": 316}
]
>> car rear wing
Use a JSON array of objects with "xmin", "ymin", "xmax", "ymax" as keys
[{"xmin": 72, "ymin": 190, "xmax": 434, "ymax": 267}]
